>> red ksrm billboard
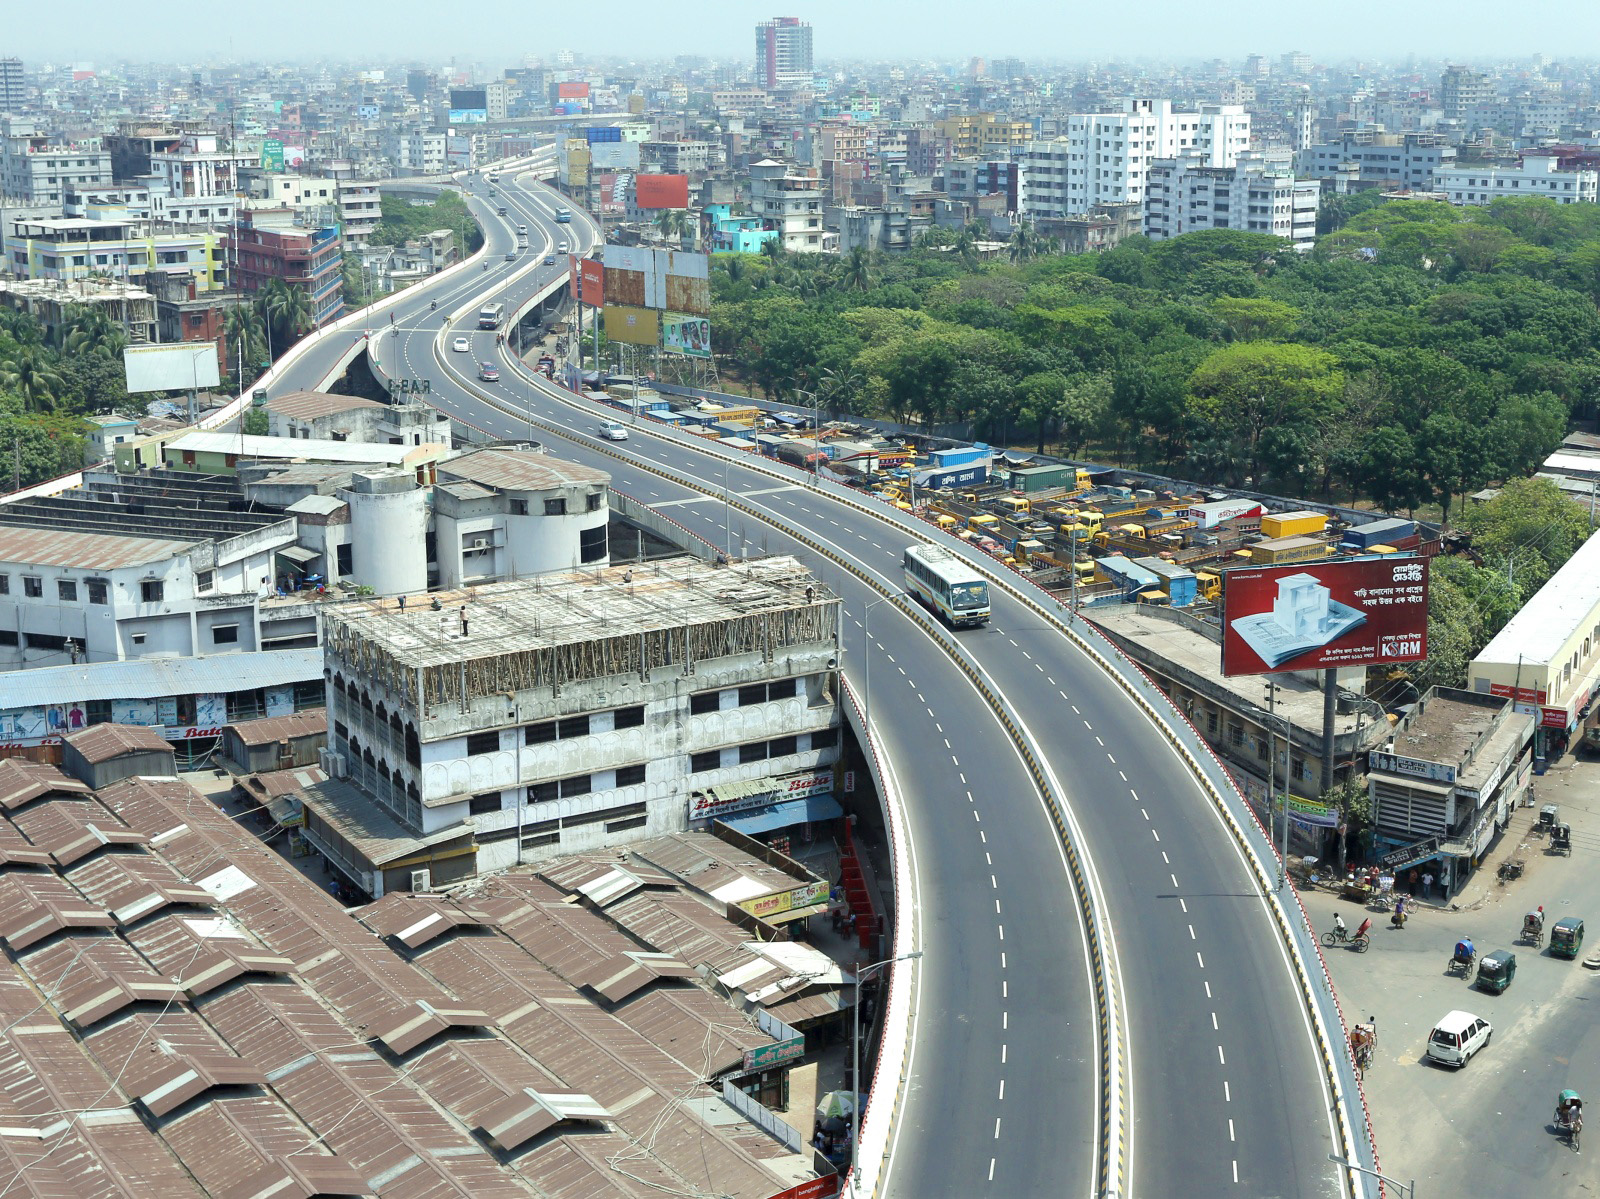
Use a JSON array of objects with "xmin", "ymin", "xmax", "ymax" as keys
[
  {"xmin": 579, "ymin": 257, "xmax": 605, "ymax": 306},
  {"xmin": 635, "ymin": 173, "xmax": 690, "ymax": 209},
  {"xmin": 557, "ymin": 82, "xmax": 590, "ymax": 100},
  {"xmin": 1220, "ymin": 557, "xmax": 1429, "ymax": 677}
]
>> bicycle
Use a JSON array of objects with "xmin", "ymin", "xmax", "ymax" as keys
[{"xmin": 1322, "ymin": 928, "xmax": 1371, "ymax": 952}]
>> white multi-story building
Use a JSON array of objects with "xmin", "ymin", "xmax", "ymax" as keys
[
  {"xmin": 747, "ymin": 158, "xmax": 824, "ymax": 251},
  {"xmin": 320, "ymin": 554, "xmax": 841, "ymax": 878},
  {"xmin": 1145, "ymin": 152, "xmax": 1320, "ymax": 247},
  {"xmin": 5, "ymin": 215, "xmax": 226, "ymax": 290},
  {"xmin": 1020, "ymin": 99, "xmax": 1251, "ymax": 219},
  {"xmin": 0, "ymin": 119, "xmax": 112, "ymax": 204},
  {"xmin": 248, "ymin": 174, "xmax": 382, "ymax": 244},
  {"xmin": 143, "ymin": 135, "xmax": 253, "ymax": 202},
  {"xmin": 755, "ymin": 17, "xmax": 813, "ymax": 90},
  {"xmin": 1436, "ymin": 155, "xmax": 1598, "ymax": 206},
  {"xmin": 265, "ymin": 391, "xmax": 453, "ymax": 446}
]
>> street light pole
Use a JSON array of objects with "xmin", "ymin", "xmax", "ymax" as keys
[
  {"xmin": 848, "ymin": 950, "xmax": 923, "ymax": 1194},
  {"xmin": 860, "ymin": 593, "xmax": 906, "ymax": 741},
  {"xmin": 1267, "ymin": 679, "xmax": 1288, "ymax": 890},
  {"xmin": 1328, "ymin": 1154, "xmax": 1414, "ymax": 1199}
]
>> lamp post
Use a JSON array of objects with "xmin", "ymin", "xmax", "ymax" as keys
[
  {"xmin": 794, "ymin": 388, "xmax": 818, "ymax": 482},
  {"xmin": 1265, "ymin": 679, "xmax": 1289, "ymax": 890},
  {"xmin": 848, "ymin": 950, "xmax": 923, "ymax": 1193},
  {"xmin": 1328, "ymin": 1154, "xmax": 1414, "ymax": 1199}
]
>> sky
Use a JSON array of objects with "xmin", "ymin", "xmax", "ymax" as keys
[{"xmin": 10, "ymin": 0, "xmax": 1600, "ymax": 66}]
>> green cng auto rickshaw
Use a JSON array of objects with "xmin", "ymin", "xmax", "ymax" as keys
[
  {"xmin": 1476, "ymin": 949, "xmax": 1516, "ymax": 994},
  {"xmin": 1551, "ymin": 917, "xmax": 1586, "ymax": 960}
]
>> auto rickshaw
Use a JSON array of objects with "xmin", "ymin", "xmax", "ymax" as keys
[
  {"xmin": 1540, "ymin": 803, "xmax": 1561, "ymax": 833},
  {"xmin": 1551, "ymin": 822, "xmax": 1572, "ymax": 855},
  {"xmin": 1476, "ymin": 949, "xmax": 1517, "ymax": 994},
  {"xmin": 1551, "ymin": 917, "xmax": 1586, "ymax": 960}
]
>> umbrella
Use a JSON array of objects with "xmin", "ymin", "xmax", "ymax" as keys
[
  {"xmin": 819, "ymin": 1116, "xmax": 848, "ymax": 1135},
  {"xmin": 815, "ymin": 1090, "xmax": 856, "ymax": 1120}
]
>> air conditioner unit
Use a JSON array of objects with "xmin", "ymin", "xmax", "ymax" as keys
[
  {"xmin": 330, "ymin": 753, "xmax": 348, "ymax": 779},
  {"xmin": 471, "ymin": 537, "xmax": 490, "ymax": 549},
  {"xmin": 317, "ymin": 747, "xmax": 332, "ymax": 773},
  {"xmin": 410, "ymin": 868, "xmax": 431, "ymax": 892}
]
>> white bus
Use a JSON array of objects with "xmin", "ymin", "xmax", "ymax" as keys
[
  {"xmin": 478, "ymin": 302, "xmax": 506, "ymax": 329},
  {"xmin": 554, "ymin": 207, "xmax": 573, "ymax": 223},
  {"xmin": 904, "ymin": 544, "xmax": 991, "ymax": 628}
]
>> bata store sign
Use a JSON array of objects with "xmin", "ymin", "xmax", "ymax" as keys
[{"xmin": 688, "ymin": 771, "xmax": 832, "ymax": 821}]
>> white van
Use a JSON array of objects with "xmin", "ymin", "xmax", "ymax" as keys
[
  {"xmin": 1426, "ymin": 1010, "xmax": 1492, "ymax": 1068},
  {"xmin": 518, "ymin": 224, "xmax": 528, "ymax": 235}
]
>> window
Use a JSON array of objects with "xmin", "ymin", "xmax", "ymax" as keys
[
  {"xmin": 511, "ymin": 499, "xmax": 528, "ymax": 516},
  {"xmin": 130, "ymin": 632, "xmax": 147, "ymax": 646},
  {"xmin": 562, "ymin": 774, "xmax": 590, "ymax": 797},
  {"xmin": 194, "ymin": 569, "xmax": 215, "ymax": 593},
  {"xmin": 738, "ymin": 684, "xmax": 769, "ymax": 707},
  {"xmin": 690, "ymin": 690, "xmax": 721, "ymax": 715},
  {"xmin": 524, "ymin": 720, "xmax": 557, "ymax": 745},
  {"xmin": 690, "ymin": 749, "xmax": 722, "ymax": 773},
  {"xmin": 0, "ymin": 630, "xmax": 15, "ymax": 646},
  {"xmin": 56, "ymin": 580, "xmax": 77, "ymax": 602},
  {"xmin": 769, "ymin": 735, "xmax": 798, "ymax": 758},
  {"xmin": 557, "ymin": 715, "xmax": 590, "ymax": 739},
  {"xmin": 811, "ymin": 727, "xmax": 839, "ymax": 750},
  {"xmin": 615, "ymin": 763, "xmax": 647, "ymax": 787},
  {"xmin": 586, "ymin": 492, "xmax": 601, "ymax": 512},
  {"xmin": 469, "ymin": 792, "xmax": 502, "ymax": 815},
  {"xmin": 544, "ymin": 497, "xmax": 567, "ymax": 516},
  {"xmin": 22, "ymin": 576, "xmax": 42, "ymax": 598},
  {"xmin": 0, "ymin": 575, "xmax": 7, "ymax": 594},
  {"xmin": 85, "ymin": 578, "xmax": 107, "ymax": 604},
  {"xmin": 612, "ymin": 705, "xmax": 645, "ymax": 730},
  {"xmin": 740, "ymin": 741, "xmax": 768, "ymax": 764},
  {"xmin": 210, "ymin": 623, "xmax": 240, "ymax": 645},
  {"xmin": 141, "ymin": 580, "xmax": 164, "ymax": 602},
  {"xmin": 466, "ymin": 730, "xmax": 501, "ymax": 755},
  {"xmin": 606, "ymin": 813, "xmax": 648, "ymax": 833},
  {"xmin": 181, "ymin": 450, "xmax": 196, "ymax": 466},
  {"xmin": 579, "ymin": 525, "xmax": 606, "ymax": 563},
  {"xmin": 529, "ymin": 780, "xmax": 559, "ymax": 803}
]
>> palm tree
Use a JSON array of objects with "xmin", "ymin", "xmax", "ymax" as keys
[
  {"xmin": 0, "ymin": 349, "xmax": 66, "ymax": 413},
  {"xmin": 760, "ymin": 236, "xmax": 784, "ymax": 264},
  {"xmin": 819, "ymin": 365, "xmax": 862, "ymax": 418},
  {"xmin": 953, "ymin": 228, "xmax": 980, "ymax": 270},
  {"xmin": 1008, "ymin": 221, "xmax": 1045, "ymax": 263},
  {"xmin": 224, "ymin": 305, "xmax": 266, "ymax": 382},
  {"xmin": 724, "ymin": 255, "xmax": 748, "ymax": 285},
  {"xmin": 839, "ymin": 245, "xmax": 874, "ymax": 293},
  {"xmin": 655, "ymin": 209, "xmax": 688, "ymax": 245}
]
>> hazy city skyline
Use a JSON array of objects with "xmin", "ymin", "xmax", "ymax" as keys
[{"xmin": 5, "ymin": 0, "xmax": 1598, "ymax": 66}]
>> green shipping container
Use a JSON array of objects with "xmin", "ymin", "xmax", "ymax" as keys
[{"xmin": 1010, "ymin": 464, "xmax": 1078, "ymax": 493}]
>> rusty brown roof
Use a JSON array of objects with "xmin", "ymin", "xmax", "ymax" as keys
[
  {"xmin": 224, "ymin": 709, "xmax": 328, "ymax": 747},
  {"xmin": 61, "ymin": 722, "xmax": 174, "ymax": 764},
  {"xmin": 0, "ymin": 525, "xmax": 192, "ymax": 570},
  {"xmin": 264, "ymin": 390, "xmax": 384, "ymax": 421},
  {"xmin": 438, "ymin": 447, "xmax": 610, "ymax": 493}
]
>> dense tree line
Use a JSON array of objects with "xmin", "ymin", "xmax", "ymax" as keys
[
  {"xmin": 711, "ymin": 197, "xmax": 1600, "ymax": 522},
  {"xmin": 0, "ymin": 307, "xmax": 125, "ymax": 486}
]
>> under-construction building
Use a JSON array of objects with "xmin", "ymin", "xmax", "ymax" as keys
[{"xmin": 318, "ymin": 554, "xmax": 841, "ymax": 882}]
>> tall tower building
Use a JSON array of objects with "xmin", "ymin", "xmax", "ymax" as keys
[
  {"xmin": 755, "ymin": 17, "xmax": 813, "ymax": 90},
  {"xmin": 0, "ymin": 59, "xmax": 24, "ymax": 113}
]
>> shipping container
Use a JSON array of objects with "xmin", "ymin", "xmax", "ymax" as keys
[
  {"xmin": 930, "ymin": 444, "xmax": 990, "ymax": 469},
  {"xmin": 1340, "ymin": 517, "xmax": 1417, "ymax": 549},
  {"xmin": 1008, "ymin": 463, "xmax": 1088, "ymax": 493},
  {"xmin": 1259, "ymin": 510, "xmax": 1329, "ymax": 539},
  {"xmin": 1249, "ymin": 534, "xmax": 1332, "ymax": 565},
  {"xmin": 1186, "ymin": 499, "xmax": 1267, "ymax": 530}
]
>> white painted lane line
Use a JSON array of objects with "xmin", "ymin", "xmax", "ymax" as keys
[
  {"xmin": 1141, "ymin": 808, "xmax": 1149, "ymax": 820},
  {"xmin": 1224, "ymin": 1081, "xmax": 1231, "ymax": 1102},
  {"xmin": 1211, "ymin": 1011, "xmax": 1218, "ymax": 1029},
  {"xmin": 973, "ymin": 810, "xmax": 981, "ymax": 823},
  {"xmin": 1095, "ymin": 735, "xmax": 1104, "ymax": 747},
  {"xmin": 990, "ymin": 875, "xmax": 997, "ymax": 888},
  {"xmin": 1001, "ymin": 1044, "xmax": 1008, "ymax": 1063},
  {"xmin": 1130, "ymin": 790, "xmax": 1139, "ymax": 803},
  {"xmin": 1205, "ymin": 980, "xmax": 1212, "ymax": 999},
  {"xmin": 994, "ymin": 1118, "xmax": 1002, "ymax": 1139},
  {"xmin": 1162, "ymin": 851, "xmax": 1170, "ymax": 864},
  {"xmin": 1083, "ymin": 719, "xmax": 1093, "ymax": 730},
  {"xmin": 989, "ymin": 1159, "xmax": 996, "ymax": 1182},
  {"xmin": 1000, "ymin": 952, "xmax": 1006, "ymax": 968},
  {"xmin": 1001, "ymin": 1011, "xmax": 1007, "ymax": 1028},
  {"xmin": 1002, "ymin": 979, "xmax": 1008, "ymax": 998},
  {"xmin": 1217, "ymin": 1045, "xmax": 1226, "ymax": 1066},
  {"xmin": 998, "ymin": 1080, "xmax": 1005, "ymax": 1100},
  {"xmin": 1118, "ymin": 771, "xmax": 1127, "ymax": 782},
  {"xmin": 1151, "ymin": 829, "xmax": 1160, "ymax": 842},
  {"xmin": 1233, "ymin": 1161, "xmax": 1239, "ymax": 1183},
  {"xmin": 985, "ymin": 852, "xmax": 992, "ymax": 866},
  {"xmin": 997, "ymin": 925, "xmax": 1004, "ymax": 942},
  {"xmin": 1070, "ymin": 704, "xmax": 1080, "ymax": 714},
  {"xmin": 1106, "ymin": 753, "xmax": 1116, "ymax": 765},
  {"xmin": 1179, "ymin": 899, "xmax": 1188, "ymax": 914},
  {"xmin": 1197, "ymin": 952, "xmax": 1206, "ymax": 969},
  {"xmin": 979, "ymin": 830, "xmax": 986, "ymax": 843},
  {"xmin": 1170, "ymin": 874, "xmax": 1178, "ymax": 888},
  {"xmin": 1228, "ymin": 1118, "xmax": 1235, "ymax": 1142},
  {"xmin": 995, "ymin": 899, "xmax": 1002, "ymax": 913}
]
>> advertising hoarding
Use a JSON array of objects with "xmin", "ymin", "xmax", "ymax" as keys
[
  {"xmin": 635, "ymin": 173, "xmax": 690, "ymax": 209},
  {"xmin": 601, "ymin": 246, "xmax": 710, "ymax": 315},
  {"xmin": 448, "ymin": 109, "xmax": 488, "ymax": 124},
  {"xmin": 123, "ymin": 343, "xmax": 223, "ymax": 394},
  {"xmin": 597, "ymin": 174, "xmax": 625, "ymax": 215},
  {"xmin": 556, "ymin": 81, "xmax": 590, "ymax": 100},
  {"xmin": 567, "ymin": 253, "xmax": 581, "ymax": 297},
  {"xmin": 588, "ymin": 140, "xmax": 640, "ymax": 170},
  {"xmin": 579, "ymin": 257, "xmax": 605, "ymax": 307},
  {"xmin": 663, "ymin": 315, "xmax": 711, "ymax": 357},
  {"xmin": 1220, "ymin": 558, "xmax": 1429, "ymax": 677},
  {"xmin": 603, "ymin": 305, "xmax": 660, "ymax": 346},
  {"xmin": 282, "ymin": 145, "xmax": 306, "ymax": 169},
  {"xmin": 449, "ymin": 87, "xmax": 488, "ymax": 111},
  {"xmin": 687, "ymin": 770, "xmax": 832, "ymax": 821},
  {"xmin": 260, "ymin": 139, "xmax": 285, "ymax": 171}
]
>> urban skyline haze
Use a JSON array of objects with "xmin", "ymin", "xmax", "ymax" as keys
[{"xmin": 5, "ymin": 0, "xmax": 1597, "ymax": 65}]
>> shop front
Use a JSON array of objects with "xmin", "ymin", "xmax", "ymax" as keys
[{"xmin": 689, "ymin": 769, "xmax": 841, "ymax": 862}]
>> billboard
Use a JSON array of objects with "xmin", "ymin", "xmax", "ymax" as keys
[
  {"xmin": 449, "ymin": 87, "xmax": 488, "ymax": 111},
  {"xmin": 597, "ymin": 174, "xmax": 625, "ymax": 215},
  {"xmin": 123, "ymin": 343, "xmax": 222, "ymax": 394},
  {"xmin": 604, "ymin": 305, "xmax": 660, "ymax": 346},
  {"xmin": 635, "ymin": 173, "xmax": 690, "ymax": 209},
  {"xmin": 556, "ymin": 81, "xmax": 590, "ymax": 101},
  {"xmin": 260, "ymin": 139, "xmax": 285, "ymax": 171},
  {"xmin": 601, "ymin": 245, "xmax": 711, "ymax": 315},
  {"xmin": 588, "ymin": 140, "xmax": 640, "ymax": 170},
  {"xmin": 1220, "ymin": 558, "xmax": 1429, "ymax": 677},
  {"xmin": 568, "ymin": 253, "xmax": 581, "ymax": 297},
  {"xmin": 448, "ymin": 109, "xmax": 488, "ymax": 124},
  {"xmin": 579, "ymin": 257, "xmax": 605, "ymax": 307},
  {"xmin": 663, "ymin": 315, "xmax": 711, "ymax": 358},
  {"xmin": 282, "ymin": 145, "xmax": 306, "ymax": 169}
]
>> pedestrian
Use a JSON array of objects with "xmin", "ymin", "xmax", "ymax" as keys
[
  {"xmin": 1406, "ymin": 868, "xmax": 1418, "ymax": 895},
  {"xmin": 1422, "ymin": 870, "xmax": 1434, "ymax": 899}
]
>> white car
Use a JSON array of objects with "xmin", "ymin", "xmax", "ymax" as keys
[
  {"xmin": 598, "ymin": 421, "xmax": 628, "ymax": 442},
  {"xmin": 1426, "ymin": 1010, "xmax": 1492, "ymax": 1069},
  {"xmin": 452, "ymin": 336, "xmax": 470, "ymax": 352}
]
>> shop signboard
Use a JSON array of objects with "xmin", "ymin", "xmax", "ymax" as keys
[
  {"xmin": 736, "ymin": 880, "xmax": 830, "ymax": 921},
  {"xmin": 1368, "ymin": 749, "xmax": 1456, "ymax": 786},
  {"xmin": 1542, "ymin": 705, "xmax": 1570, "ymax": 729},
  {"xmin": 741, "ymin": 1035, "xmax": 806, "ymax": 1073},
  {"xmin": 1489, "ymin": 682, "xmax": 1546, "ymax": 704},
  {"xmin": 688, "ymin": 770, "xmax": 832, "ymax": 821},
  {"xmin": 1378, "ymin": 834, "xmax": 1441, "ymax": 872},
  {"xmin": 761, "ymin": 1177, "xmax": 839, "ymax": 1199},
  {"xmin": 1221, "ymin": 558, "xmax": 1429, "ymax": 677}
]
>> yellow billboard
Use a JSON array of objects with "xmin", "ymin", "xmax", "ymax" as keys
[{"xmin": 603, "ymin": 305, "xmax": 660, "ymax": 347}]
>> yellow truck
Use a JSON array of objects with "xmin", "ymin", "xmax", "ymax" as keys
[
  {"xmin": 1195, "ymin": 571, "xmax": 1221, "ymax": 602},
  {"xmin": 992, "ymin": 495, "xmax": 1031, "ymax": 518},
  {"xmin": 1259, "ymin": 510, "xmax": 1329, "ymax": 539},
  {"xmin": 968, "ymin": 513, "xmax": 1001, "ymax": 536}
]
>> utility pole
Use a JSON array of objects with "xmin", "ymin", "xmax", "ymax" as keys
[{"xmin": 1267, "ymin": 679, "xmax": 1287, "ymax": 890}]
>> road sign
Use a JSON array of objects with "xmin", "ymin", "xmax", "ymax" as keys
[{"xmin": 387, "ymin": 378, "xmax": 432, "ymax": 395}]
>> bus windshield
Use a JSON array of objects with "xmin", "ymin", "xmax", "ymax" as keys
[{"xmin": 950, "ymin": 581, "xmax": 989, "ymax": 610}]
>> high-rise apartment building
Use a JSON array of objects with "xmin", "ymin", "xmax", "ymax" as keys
[
  {"xmin": 0, "ymin": 58, "xmax": 23, "ymax": 113},
  {"xmin": 1020, "ymin": 99, "xmax": 1251, "ymax": 219},
  {"xmin": 1145, "ymin": 152, "xmax": 1319, "ymax": 247},
  {"xmin": 1440, "ymin": 66, "xmax": 1493, "ymax": 124},
  {"xmin": 755, "ymin": 17, "xmax": 813, "ymax": 90}
]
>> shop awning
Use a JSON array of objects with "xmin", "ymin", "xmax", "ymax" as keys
[
  {"xmin": 276, "ymin": 546, "xmax": 321, "ymax": 564},
  {"xmin": 721, "ymin": 794, "xmax": 843, "ymax": 837}
]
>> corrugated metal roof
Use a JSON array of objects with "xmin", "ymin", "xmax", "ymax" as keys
[
  {"xmin": 439, "ymin": 448, "xmax": 609, "ymax": 493},
  {"xmin": 225, "ymin": 709, "xmax": 327, "ymax": 747},
  {"xmin": 0, "ymin": 525, "xmax": 192, "ymax": 570},
  {"xmin": 264, "ymin": 390, "xmax": 384, "ymax": 420},
  {"xmin": 0, "ymin": 648, "xmax": 323, "ymax": 708},
  {"xmin": 61, "ymin": 722, "xmax": 174, "ymax": 764}
]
